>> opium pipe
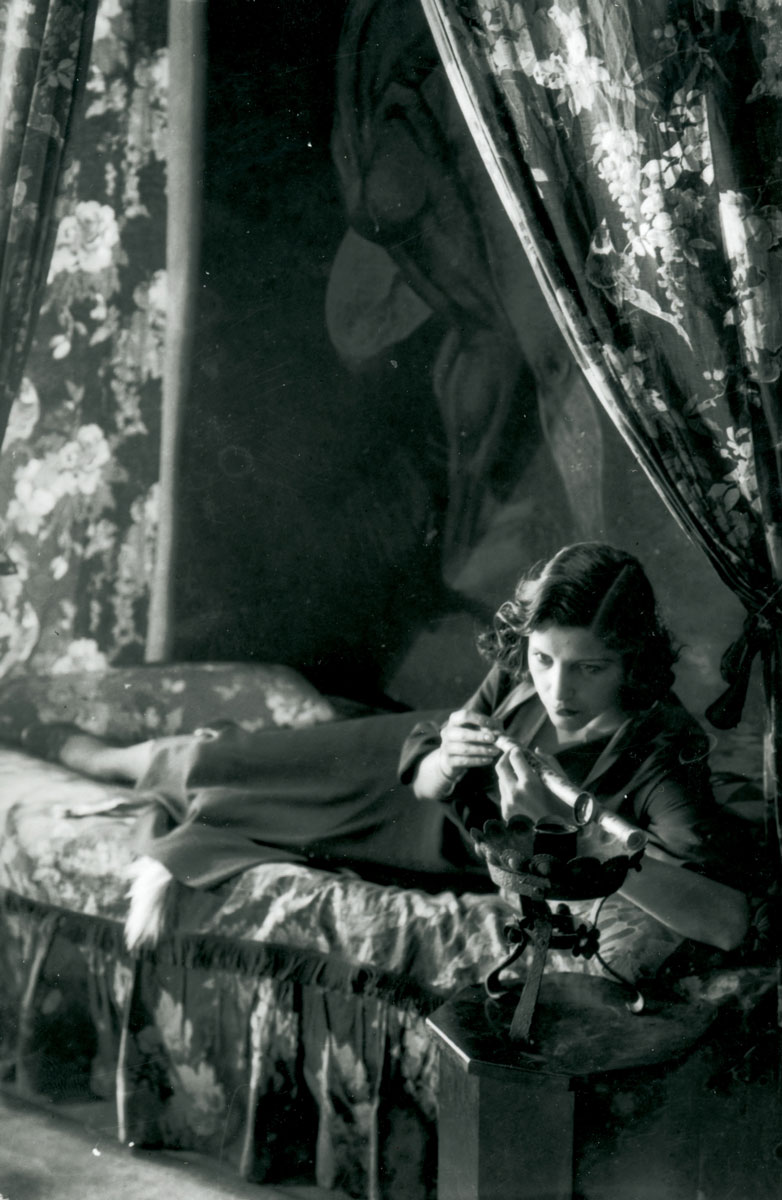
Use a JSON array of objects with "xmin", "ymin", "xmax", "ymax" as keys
[{"xmin": 495, "ymin": 737, "xmax": 647, "ymax": 854}]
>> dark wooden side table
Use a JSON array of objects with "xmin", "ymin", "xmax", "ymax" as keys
[{"xmin": 427, "ymin": 973, "xmax": 718, "ymax": 1200}]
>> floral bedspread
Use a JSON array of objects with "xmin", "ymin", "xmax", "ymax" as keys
[{"xmin": 0, "ymin": 747, "xmax": 514, "ymax": 991}]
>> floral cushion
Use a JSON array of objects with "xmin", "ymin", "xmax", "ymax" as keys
[{"xmin": 0, "ymin": 661, "xmax": 338, "ymax": 746}]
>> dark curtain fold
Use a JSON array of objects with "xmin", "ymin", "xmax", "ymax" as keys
[
  {"xmin": 419, "ymin": 0, "xmax": 782, "ymax": 871},
  {"xmin": 0, "ymin": 0, "xmax": 98, "ymax": 440},
  {"xmin": 330, "ymin": 0, "xmax": 609, "ymax": 598}
]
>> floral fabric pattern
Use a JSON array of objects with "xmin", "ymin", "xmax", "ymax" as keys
[
  {"xmin": 0, "ymin": 663, "xmax": 512, "ymax": 1199},
  {"xmin": 422, "ymin": 0, "xmax": 782, "ymax": 591},
  {"xmin": 0, "ymin": 0, "xmax": 98, "ymax": 438},
  {"xmin": 420, "ymin": 0, "xmax": 782, "ymax": 857},
  {"xmin": 0, "ymin": 662, "xmax": 773, "ymax": 1197},
  {"xmin": 0, "ymin": 0, "xmax": 166, "ymax": 677},
  {"xmin": 0, "ymin": 660, "xmax": 339, "ymax": 745}
]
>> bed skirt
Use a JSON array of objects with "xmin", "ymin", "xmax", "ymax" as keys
[{"xmin": 0, "ymin": 887, "xmax": 443, "ymax": 1199}]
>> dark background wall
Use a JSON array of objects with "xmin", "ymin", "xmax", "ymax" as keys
[
  {"xmin": 175, "ymin": 0, "xmax": 457, "ymax": 705},
  {"xmin": 174, "ymin": 0, "xmax": 751, "ymax": 724}
]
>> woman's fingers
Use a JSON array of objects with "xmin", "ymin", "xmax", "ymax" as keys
[
  {"xmin": 441, "ymin": 742, "xmax": 500, "ymax": 772},
  {"xmin": 440, "ymin": 709, "xmax": 500, "ymax": 772},
  {"xmin": 496, "ymin": 749, "xmax": 528, "ymax": 820},
  {"xmin": 445, "ymin": 725, "xmax": 498, "ymax": 747},
  {"xmin": 494, "ymin": 748, "xmax": 515, "ymax": 786},
  {"xmin": 495, "ymin": 742, "xmax": 535, "ymax": 784},
  {"xmin": 448, "ymin": 708, "xmax": 499, "ymax": 731},
  {"xmin": 496, "ymin": 746, "xmax": 548, "ymax": 821},
  {"xmin": 447, "ymin": 710, "xmax": 502, "ymax": 741},
  {"xmin": 496, "ymin": 747, "xmax": 535, "ymax": 794}
]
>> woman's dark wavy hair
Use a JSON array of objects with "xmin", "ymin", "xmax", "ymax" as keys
[{"xmin": 477, "ymin": 542, "xmax": 678, "ymax": 710}]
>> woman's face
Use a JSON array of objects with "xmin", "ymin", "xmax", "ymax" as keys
[{"xmin": 527, "ymin": 624, "xmax": 627, "ymax": 739}]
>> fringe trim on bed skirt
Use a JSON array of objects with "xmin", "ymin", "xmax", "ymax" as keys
[{"xmin": 0, "ymin": 887, "xmax": 445, "ymax": 1014}]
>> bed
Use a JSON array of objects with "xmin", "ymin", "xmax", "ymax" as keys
[{"xmin": 0, "ymin": 663, "xmax": 775, "ymax": 1199}]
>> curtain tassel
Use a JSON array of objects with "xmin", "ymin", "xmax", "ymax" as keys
[{"xmin": 705, "ymin": 611, "xmax": 772, "ymax": 730}]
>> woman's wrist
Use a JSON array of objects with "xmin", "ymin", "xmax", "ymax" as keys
[
  {"xmin": 411, "ymin": 747, "xmax": 464, "ymax": 802},
  {"xmin": 437, "ymin": 746, "xmax": 464, "ymax": 795}
]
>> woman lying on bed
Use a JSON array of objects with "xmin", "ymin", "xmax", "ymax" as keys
[
  {"xmin": 402, "ymin": 541, "xmax": 751, "ymax": 959},
  {"xmin": 22, "ymin": 541, "xmax": 749, "ymax": 958}
]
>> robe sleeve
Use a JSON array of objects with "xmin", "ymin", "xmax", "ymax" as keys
[
  {"xmin": 635, "ymin": 772, "xmax": 715, "ymax": 868},
  {"xmin": 630, "ymin": 750, "xmax": 748, "ymax": 887},
  {"xmin": 397, "ymin": 663, "xmax": 505, "ymax": 784}
]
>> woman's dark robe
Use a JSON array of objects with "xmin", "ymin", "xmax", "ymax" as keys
[
  {"xmin": 133, "ymin": 664, "xmax": 724, "ymax": 891},
  {"xmin": 133, "ymin": 709, "xmax": 487, "ymax": 891}
]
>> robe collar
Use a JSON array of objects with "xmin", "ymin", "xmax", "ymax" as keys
[{"xmin": 492, "ymin": 677, "xmax": 695, "ymax": 793}]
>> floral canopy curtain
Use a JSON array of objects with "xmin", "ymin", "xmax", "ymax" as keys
[
  {"xmin": 0, "ymin": 0, "xmax": 167, "ymax": 677},
  {"xmin": 0, "ymin": 0, "xmax": 98, "ymax": 439},
  {"xmin": 419, "ymin": 0, "xmax": 782, "ymax": 865}
]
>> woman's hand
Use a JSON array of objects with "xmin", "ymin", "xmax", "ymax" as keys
[
  {"xmin": 494, "ymin": 738, "xmax": 551, "ymax": 823},
  {"xmin": 411, "ymin": 709, "xmax": 501, "ymax": 801},
  {"xmin": 438, "ymin": 709, "xmax": 501, "ymax": 785}
]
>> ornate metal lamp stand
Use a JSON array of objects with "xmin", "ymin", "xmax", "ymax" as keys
[{"xmin": 473, "ymin": 815, "xmax": 644, "ymax": 1043}]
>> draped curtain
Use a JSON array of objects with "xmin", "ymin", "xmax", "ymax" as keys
[
  {"xmin": 0, "ymin": 0, "xmax": 167, "ymax": 677},
  {"xmin": 419, "ymin": 0, "xmax": 782, "ymax": 867},
  {"xmin": 0, "ymin": 0, "xmax": 98, "ymax": 438}
]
